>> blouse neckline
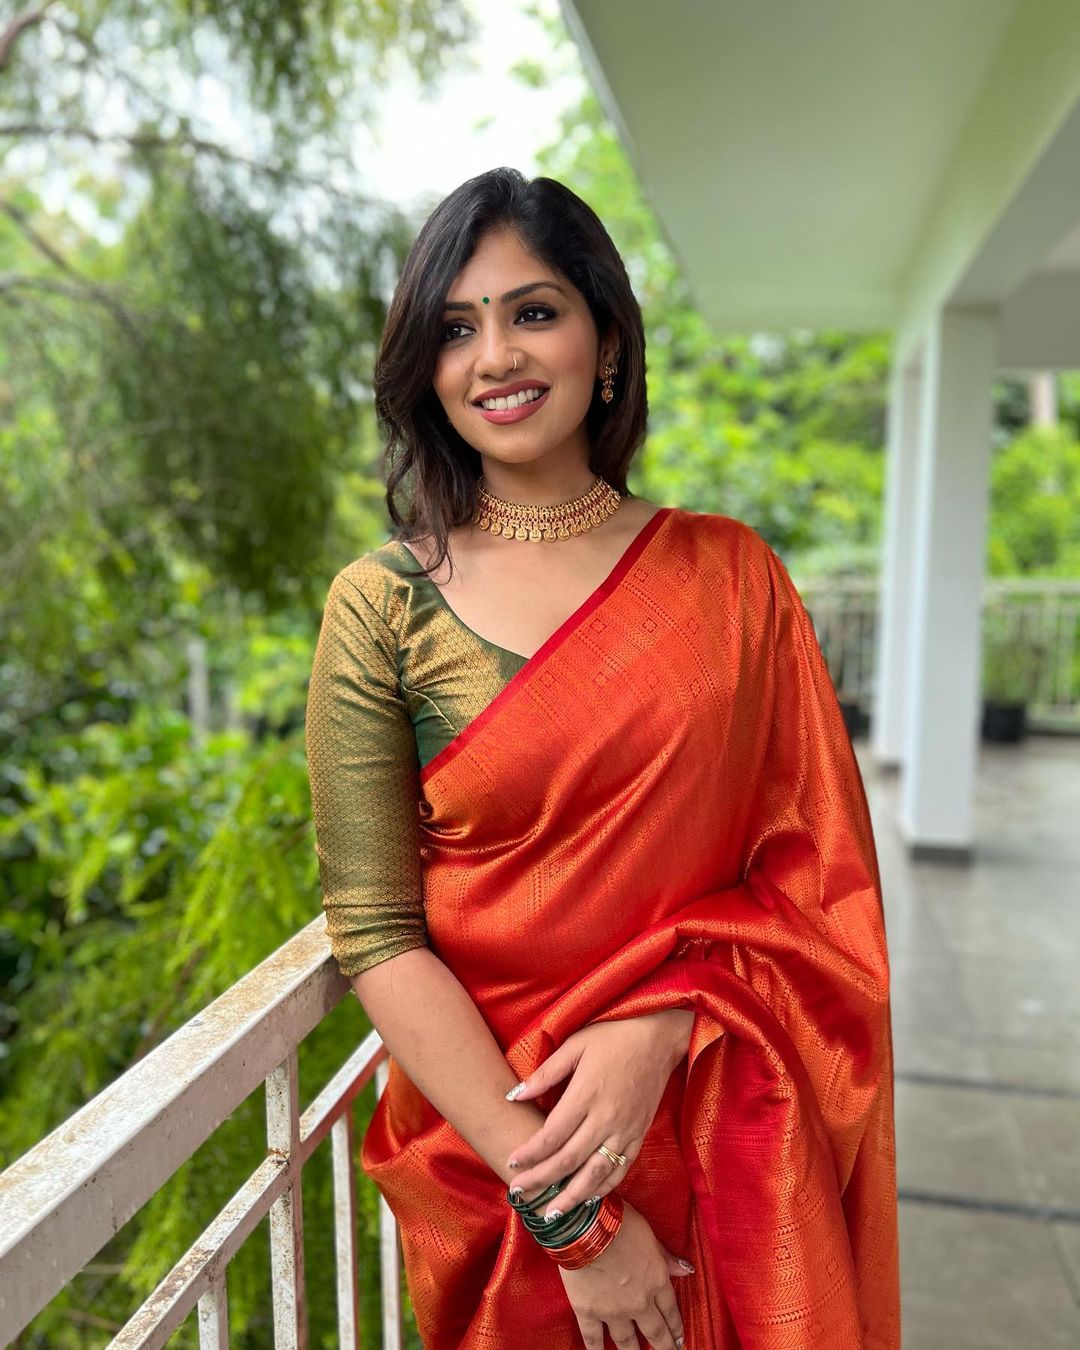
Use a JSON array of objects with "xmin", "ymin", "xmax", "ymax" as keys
[{"xmin": 384, "ymin": 505, "xmax": 674, "ymax": 667}]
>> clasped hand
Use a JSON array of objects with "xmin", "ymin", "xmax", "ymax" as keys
[{"xmin": 505, "ymin": 1009, "xmax": 694, "ymax": 1219}]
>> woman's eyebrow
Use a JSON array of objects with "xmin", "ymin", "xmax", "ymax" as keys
[{"xmin": 443, "ymin": 281, "xmax": 567, "ymax": 312}]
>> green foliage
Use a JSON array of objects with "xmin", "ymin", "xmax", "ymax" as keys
[
  {"xmin": 103, "ymin": 169, "xmax": 356, "ymax": 607},
  {"xmin": 0, "ymin": 694, "xmax": 415, "ymax": 1345},
  {"xmin": 0, "ymin": 699, "xmax": 378, "ymax": 1343},
  {"xmin": 1, "ymin": 0, "xmax": 460, "ymax": 1342},
  {"xmin": 3, "ymin": 0, "xmax": 468, "ymax": 144},
  {"xmin": 987, "ymin": 425, "xmax": 1080, "ymax": 576}
]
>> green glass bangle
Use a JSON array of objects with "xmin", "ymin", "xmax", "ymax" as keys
[
  {"xmin": 507, "ymin": 1175, "xmax": 570, "ymax": 1216},
  {"xmin": 518, "ymin": 1196, "xmax": 600, "ymax": 1245},
  {"xmin": 533, "ymin": 1197, "xmax": 602, "ymax": 1249},
  {"xmin": 506, "ymin": 1174, "xmax": 603, "ymax": 1250},
  {"xmin": 523, "ymin": 1204, "xmax": 588, "ymax": 1245},
  {"xmin": 518, "ymin": 1204, "xmax": 585, "ymax": 1239}
]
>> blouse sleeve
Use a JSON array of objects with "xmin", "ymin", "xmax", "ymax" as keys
[{"xmin": 304, "ymin": 568, "xmax": 428, "ymax": 978}]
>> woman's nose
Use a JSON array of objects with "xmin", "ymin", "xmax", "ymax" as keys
[{"xmin": 475, "ymin": 322, "xmax": 517, "ymax": 375}]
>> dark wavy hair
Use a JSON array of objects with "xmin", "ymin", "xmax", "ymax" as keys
[{"xmin": 374, "ymin": 167, "xmax": 649, "ymax": 577}]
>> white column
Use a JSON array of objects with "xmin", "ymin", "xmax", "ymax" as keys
[
  {"xmin": 900, "ymin": 303, "xmax": 998, "ymax": 860},
  {"xmin": 871, "ymin": 354, "xmax": 923, "ymax": 767}
]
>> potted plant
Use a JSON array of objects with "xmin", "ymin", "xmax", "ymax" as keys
[{"xmin": 980, "ymin": 604, "xmax": 1047, "ymax": 743}]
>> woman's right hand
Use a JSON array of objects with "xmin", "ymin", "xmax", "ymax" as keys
[{"xmin": 557, "ymin": 1199, "xmax": 691, "ymax": 1349}]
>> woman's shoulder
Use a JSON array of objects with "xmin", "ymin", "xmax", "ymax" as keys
[
  {"xmin": 664, "ymin": 508, "xmax": 800, "ymax": 628},
  {"xmin": 337, "ymin": 537, "xmax": 415, "ymax": 583},
  {"xmin": 667, "ymin": 506, "xmax": 778, "ymax": 564},
  {"xmin": 326, "ymin": 540, "xmax": 418, "ymax": 639}
]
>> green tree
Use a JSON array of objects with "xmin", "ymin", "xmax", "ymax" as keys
[
  {"xmin": 987, "ymin": 425, "xmax": 1080, "ymax": 576},
  {"xmin": 2, "ymin": 4, "xmax": 465, "ymax": 1345}
]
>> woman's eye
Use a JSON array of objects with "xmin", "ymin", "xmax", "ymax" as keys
[
  {"xmin": 439, "ymin": 304, "xmax": 556, "ymax": 344},
  {"xmin": 517, "ymin": 303, "xmax": 557, "ymax": 323}
]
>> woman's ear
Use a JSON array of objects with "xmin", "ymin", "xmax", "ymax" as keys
[{"xmin": 599, "ymin": 322, "xmax": 621, "ymax": 372}]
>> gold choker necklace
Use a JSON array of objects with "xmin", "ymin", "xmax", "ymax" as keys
[{"xmin": 474, "ymin": 475, "xmax": 623, "ymax": 541}]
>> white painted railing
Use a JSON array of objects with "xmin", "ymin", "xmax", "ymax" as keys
[
  {"xmin": 798, "ymin": 576, "xmax": 1080, "ymax": 730},
  {"xmin": 0, "ymin": 918, "xmax": 401, "ymax": 1349},
  {"xmin": 984, "ymin": 578, "xmax": 1080, "ymax": 723}
]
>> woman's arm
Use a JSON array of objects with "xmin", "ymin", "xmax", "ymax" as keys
[
  {"xmin": 501, "ymin": 1009, "xmax": 695, "ymax": 1215},
  {"xmin": 306, "ymin": 569, "xmax": 547, "ymax": 1180},
  {"xmin": 354, "ymin": 944, "xmax": 546, "ymax": 1186},
  {"xmin": 357, "ymin": 945, "xmax": 691, "ymax": 1350}
]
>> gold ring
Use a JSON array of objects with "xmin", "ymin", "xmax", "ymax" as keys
[{"xmin": 597, "ymin": 1143, "xmax": 628, "ymax": 1168}]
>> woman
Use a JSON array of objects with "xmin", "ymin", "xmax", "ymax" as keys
[{"xmin": 305, "ymin": 167, "xmax": 900, "ymax": 1349}]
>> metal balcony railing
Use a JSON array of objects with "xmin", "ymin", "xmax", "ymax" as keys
[
  {"xmin": 0, "ymin": 919, "xmax": 401, "ymax": 1349},
  {"xmin": 798, "ymin": 576, "xmax": 1080, "ymax": 731}
]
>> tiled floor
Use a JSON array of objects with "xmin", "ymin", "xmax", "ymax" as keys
[{"xmin": 857, "ymin": 735, "xmax": 1080, "ymax": 1348}]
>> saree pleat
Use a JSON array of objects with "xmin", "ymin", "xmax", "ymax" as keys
[{"xmin": 360, "ymin": 508, "xmax": 900, "ymax": 1348}]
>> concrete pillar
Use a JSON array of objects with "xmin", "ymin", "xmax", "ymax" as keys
[
  {"xmin": 900, "ymin": 303, "xmax": 998, "ymax": 860},
  {"xmin": 871, "ymin": 354, "xmax": 924, "ymax": 768}
]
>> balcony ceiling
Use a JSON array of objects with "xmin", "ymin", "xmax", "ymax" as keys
[{"xmin": 560, "ymin": 0, "xmax": 1080, "ymax": 343}]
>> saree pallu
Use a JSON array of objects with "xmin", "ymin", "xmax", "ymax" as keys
[{"xmin": 362, "ymin": 507, "xmax": 900, "ymax": 1349}]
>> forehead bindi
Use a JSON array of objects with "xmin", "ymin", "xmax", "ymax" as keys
[{"xmin": 442, "ymin": 280, "xmax": 569, "ymax": 313}]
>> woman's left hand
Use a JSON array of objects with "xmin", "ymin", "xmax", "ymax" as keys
[{"xmin": 504, "ymin": 1009, "xmax": 695, "ymax": 1219}]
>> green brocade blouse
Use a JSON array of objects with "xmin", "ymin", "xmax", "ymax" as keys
[{"xmin": 304, "ymin": 541, "xmax": 528, "ymax": 979}]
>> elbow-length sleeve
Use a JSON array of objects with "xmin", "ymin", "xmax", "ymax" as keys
[{"xmin": 304, "ymin": 568, "xmax": 427, "ymax": 978}]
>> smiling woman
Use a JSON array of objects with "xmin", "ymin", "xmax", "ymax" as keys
[
  {"xmin": 372, "ymin": 170, "xmax": 648, "ymax": 585},
  {"xmin": 431, "ymin": 232, "xmax": 612, "ymax": 497},
  {"xmin": 304, "ymin": 167, "xmax": 901, "ymax": 1349}
]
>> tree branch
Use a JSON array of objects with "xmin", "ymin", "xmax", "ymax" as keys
[
  {"xmin": 0, "ymin": 271, "xmax": 90, "ymax": 300},
  {"xmin": 0, "ymin": 121, "xmax": 380, "ymax": 205},
  {"xmin": 0, "ymin": 197, "xmax": 83, "ymax": 278},
  {"xmin": 0, "ymin": 202, "xmax": 185, "ymax": 339},
  {"xmin": 0, "ymin": 267, "xmax": 146, "ymax": 333},
  {"xmin": 0, "ymin": 1, "xmax": 58, "ymax": 74}
]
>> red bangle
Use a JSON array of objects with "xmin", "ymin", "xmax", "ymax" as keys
[{"xmin": 544, "ymin": 1193, "xmax": 624, "ymax": 1270}]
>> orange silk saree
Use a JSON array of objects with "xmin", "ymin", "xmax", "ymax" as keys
[{"xmin": 362, "ymin": 507, "xmax": 900, "ymax": 1349}]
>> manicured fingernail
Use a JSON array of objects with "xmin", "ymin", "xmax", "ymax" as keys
[
  {"xmin": 505, "ymin": 1082, "xmax": 525, "ymax": 1101},
  {"xmin": 678, "ymin": 1258, "xmax": 695, "ymax": 1272},
  {"xmin": 509, "ymin": 1186, "xmax": 524, "ymax": 1201},
  {"xmin": 544, "ymin": 1209, "xmax": 563, "ymax": 1223},
  {"xmin": 675, "ymin": 1337, "xmax": 685, "ymax": 1348},
  {"xmin": 588, "ymin": 1194, "xmax": 601, "ymax": 1203},
  {"xmin": 507, "ymin": 1158, "xmax": 520, "ymax": 1169}
]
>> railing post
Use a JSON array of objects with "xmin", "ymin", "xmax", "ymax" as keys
[
  {"xmin": 197, "ymin": 1272, "xmax": 230, "ymax": 1349},
  {"xmin": 375, "ymin": 1060, "xmax": 403, "ymax": 1350},
  {"xmin": 331, "ymin": 1110, "xmax": 362, "ymax": 1348},
  {"xmin": 266, "ymin": 1051, "xmax": 308, "ymax": 1349}
]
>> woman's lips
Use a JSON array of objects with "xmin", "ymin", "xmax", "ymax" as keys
[{"xmin": 475, "ymin": 388, "xmax": 550, "ymax": 425}]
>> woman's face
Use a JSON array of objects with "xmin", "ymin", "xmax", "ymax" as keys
[{"xmin": 432, "ymin": 227, "xmax": 617, "ymax": 474}]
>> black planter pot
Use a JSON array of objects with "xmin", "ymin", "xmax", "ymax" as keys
[
  {"xmin": 838, "ymin": 698, "xmax": 870, "ymax": 739},
  {"xmin": 981, "ymin": 700, "xmax": 1027, "ymax": 743}
]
